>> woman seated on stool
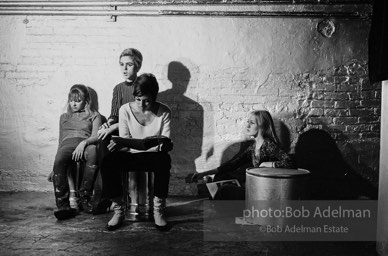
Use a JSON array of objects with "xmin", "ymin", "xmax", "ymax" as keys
[
  {"xmin": 49, "ymin": 84, "xmax": 102, "ymax": 220},
  {"xmin": 191, "ymin": 110, "xmax": 295, "ymax": 200},
  {"xmin": 100, "ymin": 73, "xmax": 173, "ymax": 231}
]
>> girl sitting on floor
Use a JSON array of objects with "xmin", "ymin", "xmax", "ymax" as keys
[{"xmin": 191, "ymin": 110, "xmax": 295, "ymax": 200}]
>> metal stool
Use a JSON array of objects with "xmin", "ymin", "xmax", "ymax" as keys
[
  {"xmin": 122, "ymin": 171, "xmax": 154, "ymax": 221},
  {"xmin": 245, "ymin": 167, "xmax": 310, "ymax": 226},
  {"xmin": 75, "ymin": 161, "xmax": 82, "ymax": 192}
]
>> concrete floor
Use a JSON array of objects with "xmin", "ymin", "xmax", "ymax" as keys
[{"xmin": 0, "ymin": 192, "xmax": 378, "ymax": 256}]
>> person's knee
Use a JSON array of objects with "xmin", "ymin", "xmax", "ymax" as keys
[
  {"xmin": 53, "ymin": 155, "xmax": 71, "ymax": 173},
  {"xmin": 84, "ymin": 145, "xmax": 98, "ymax": 164},
  {"xmin": 54, "ymin": 152, "xmax": 68, "ymax": 164}
]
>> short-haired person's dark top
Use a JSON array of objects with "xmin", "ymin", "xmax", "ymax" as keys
[
  {"xmin": 109, "ymin": 81, "xmax": 135, "ymax": 124},
  {"xmin": 217, "ymin": 139, "xmax": 295, "ymax": 174}
]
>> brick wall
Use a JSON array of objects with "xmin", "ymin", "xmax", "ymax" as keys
[{"xmin": 0, "ymin": 14, "xmax": 379, "ymax": 195}]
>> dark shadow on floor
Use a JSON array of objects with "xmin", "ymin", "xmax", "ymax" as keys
[{"xmin": 295, "ymin": 129, "xmax": 377, "ymax": 200}]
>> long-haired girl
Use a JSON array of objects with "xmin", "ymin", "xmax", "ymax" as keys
[
  {"xmin": 50, "ymin": 84, "xmax": 102, "ymax": 220},
  {"xmin": 191, "ymin": 110, "xmax": 295, "ymax": 199}
]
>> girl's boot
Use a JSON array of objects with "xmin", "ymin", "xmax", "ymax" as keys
[
  {"xmin": 53, "ymin": 172, "xmax": 76, "ymax": 220},
  {"xmin": 153, "ymin": 196, "xmax": 168, "ymax": 231},
  {"xmin": 107, "ymin": 201, "xmax": 125, "ymax": 231},
  {"xmin": 79, "ymin": 164, "xmax": 98, "ymax": 213}
]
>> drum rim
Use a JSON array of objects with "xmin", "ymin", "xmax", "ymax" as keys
[{"xmin": 246, "ymin": 167, "xmax": 310, "ymax": 178}]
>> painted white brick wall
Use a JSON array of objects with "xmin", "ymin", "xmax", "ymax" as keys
[{"xmin": 0, "ymin": 15, "xmax": 374, "ymax": 195}]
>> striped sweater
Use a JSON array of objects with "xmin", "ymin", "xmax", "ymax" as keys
[{"xmin": 109, "ymin": 81, "xmax": 135, "ymax": 123}]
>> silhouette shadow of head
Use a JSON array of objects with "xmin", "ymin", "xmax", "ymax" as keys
[
  {"xmin": 87, "ymin": 86, "xmax": 99, "ymax": 112},
  {"xmin": 87, "ymin": 86, "xmax": 106, "ymax": 123},
  {"xmin": 167, "ymin": 61, "xmax": 191, "ymax": 95},
  {"xmin": 295, "ymin": 129, "xmax": 376, "ymax": 199},
  {"xmin": 87, "ymin": 86, "xmax": 107, "ymax": 169},
  {"xmin": 273, "ymin": 119, "xmax": 291, "ymax": 153}
]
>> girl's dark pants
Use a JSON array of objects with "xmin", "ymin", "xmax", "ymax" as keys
[
  {"xmin": 213, "ymin": 165, "xmax": 247, "ymax": 200},
  {"xmin": 53, "ymin": 137, "xmax": 98, "ymax": 209},
  {"xmin": 101, "ymin": 151, "xmax": 171, "ymax": 200}
]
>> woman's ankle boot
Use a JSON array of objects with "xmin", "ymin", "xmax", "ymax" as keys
[
  {"xmin": 79, "ymin": 193, "xmax": 93, "ymax": 213},
  {"xmin": 107, "ymin": 202, "xmax": 124, "ymax": 231},
  {"xmin": 79, "ymin": 165, "xmax": 98, "ymax": 213},
  {"xmin": 153, "ymin": 197, "xmax": 168, "ymax": 231}
]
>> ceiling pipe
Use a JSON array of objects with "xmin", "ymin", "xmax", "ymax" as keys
[
  {"xmin": 0, "ymin": 0, "xmax": 372, "ymax": 7},
  {"xmin": 0, "ymin": 1, "xmax": 133, "ymax": 7},
  {"xmin": 161, "ymin": 10, "xmax": 366, "ymax": 18},
  {"xmin": 0, "ymin": 8, "xmax": 368, "ymax": 18},
  {"xmin": 0, "ymin": 0, "xmax": 371, "ymax": 18},
  {"xmin": 0, "ymin": 9, "xmax": 159, "ymax": 16}
]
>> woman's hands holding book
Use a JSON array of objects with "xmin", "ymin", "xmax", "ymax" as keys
[
  {"xmin": 143, "ymin": 136, "xmax": 171, "ymax": 149},
  {"xmin": 160, "ymin": 140, "xmax": 173, "ymax": 152},
  {"xmin": 108, "ymin": 135, "xmax": 172, "ymax": 152},
  {"xmin": 108, "ymin": 135, "xmax": 125, "ymax": 152}
]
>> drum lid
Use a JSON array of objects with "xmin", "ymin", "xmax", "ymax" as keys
[{"xmin": 246, "ymin": 167, "xmax": 310, "ymax": 178}]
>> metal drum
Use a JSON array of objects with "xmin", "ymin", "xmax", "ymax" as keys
[
  {"xmin": 245, "ymin": 167, "xmax": 310, "ymax": 226},
  {"xmin": 123, "ymin": 172, "xmax": 154, "ymax": 221}
]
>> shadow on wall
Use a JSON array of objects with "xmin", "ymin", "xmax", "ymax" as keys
[
  {"xmin": 88, "ymin": 86, "xmax": 107, "ymax": 122},
  {"xmin": 294, "ymin": 129, "xmax": 377, "ymax": 199},
  {"xmin": 158, "ymin": 61, "xmax": 203, "ymax": 175},
  {"xmin": 87, "ymin": 86, "xmax": 99, "ymax": 112},
  {"xmin": 217, "ymin": 140, "xmax": 254, "ymax": 185},
  {"xmin": 273, "ymin": 118, "xmax": 291, "ymax": 153}
]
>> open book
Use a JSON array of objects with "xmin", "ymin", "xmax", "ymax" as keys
[
  {"xmin": 125, "ymin": 135, "xmax": 171, "ymax": 150},
  {"xmin": 206, "ymin": 179, "xmax": 241, "ymax": 199}
]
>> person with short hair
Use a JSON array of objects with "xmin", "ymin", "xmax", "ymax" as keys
[
  {"xmin": 93, "ymin": 48, "xmax": 143, "ymax": 214},
  {"xmin": 101, "ymin": 73, "xmax": 173, "ymax": 231},
  {"xmin": 98, "ymin": 48, "xmax": 143, "ymax": 140}
]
